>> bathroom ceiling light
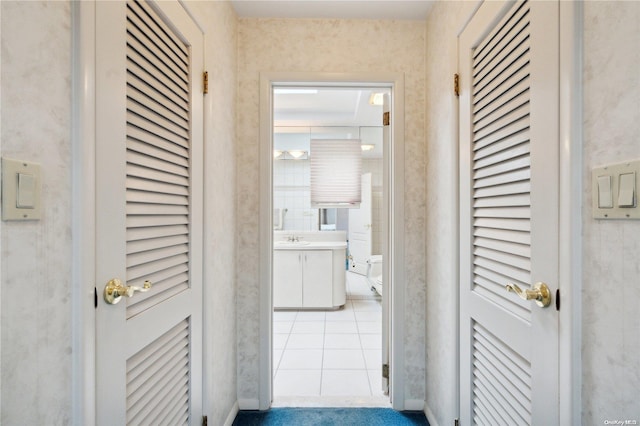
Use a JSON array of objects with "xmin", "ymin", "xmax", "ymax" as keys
[
  {"xmin": 361, "ymin": 144, "xmax": 375, "ymax": 151},
  {"xmin": 369, "ymin": 92, "xmax": 384, "ymax": 106},
  {"xmin": 274, "ymin": 88, "xmax": 318, "ymax": 95}
]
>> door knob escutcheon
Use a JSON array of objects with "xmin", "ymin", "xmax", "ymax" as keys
[
  {"xmin": 505, "ymin": 282, "xmax": 551, "ymax": 308},
  {"xmin": 104, "ymin": 278, "xmax": 152, "ymax": 305}
]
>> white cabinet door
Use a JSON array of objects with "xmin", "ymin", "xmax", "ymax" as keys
[
  {"xmin": 273, "ymin": 250, "xmax": 303, "ymax": 308},
  {"xmin": 302, "ymin": 250, "xmax": 333, "ymax": 308}
]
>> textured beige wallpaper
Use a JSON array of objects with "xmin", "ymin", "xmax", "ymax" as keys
[
  {"xmin": 236, "ymin": 18, "xmax": 427, "ymax": 404},
  {"xmin": 184, "ymin": 1, "xmax": 240, "ymax": 424},
  {"xmin": 582, "ymin": 1, "xmax": 640, "ymax": 423},
  {"xmin": 424, "ymin": 2, "xmax": 471, "ymax": 424},
  {"xmin": 1, "ymin": 2, "xmax": 72, "ymax": 424}
]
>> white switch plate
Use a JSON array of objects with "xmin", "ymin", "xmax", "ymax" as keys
[
  {"xmin": 592, "ymin": 159, "xmax": 640, "ymax": 220},
  {"xmin": 2, "ymin": 157, "xmax": 42, "ymax": 221}
]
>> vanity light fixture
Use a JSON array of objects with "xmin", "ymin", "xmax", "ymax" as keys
[
  {"xmin": 273, "ymin": 150, "xmax": 309, "ymax": 160},
  {"xmin": 361, "ymin": 144, "xmax": 375, "ymax": 151},
  {"xmin": 287, "ymin": 150, "xmax": 307, "ymax": 159}
]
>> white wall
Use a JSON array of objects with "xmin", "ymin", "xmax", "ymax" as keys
[
  {"xmin": 236, "ymin": 17, "xmax": 427, "ymax": 405},
  {"xmin": 1, "ymin": 2, "xmax": 72, "ymax": 424},
  {"xmin": 582, "ymin": 2, "xmax": 640, "ymax": 423}
]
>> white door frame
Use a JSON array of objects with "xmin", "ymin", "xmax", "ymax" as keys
[
  {"xmin": 258, "ymin": 72, "xmax": 406, "ymax": 410},
  {"xmin": 72, "ymin": 2, "xmax": 98, "ymax": 424},
  {"xmin": 557, "ymin": 1, "xmax": 583, "ymax": 423},
  {"xmin": 453, "ymin": 1, "xmax": 582, "ymax": 423}
]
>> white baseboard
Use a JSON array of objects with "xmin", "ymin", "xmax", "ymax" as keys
[
  {"xmin": 424, "ymin": 404, "xmax": 440, "ymax": 426},
  {"xmin": 223, "ymin": 401, "xmax": 240, "ymax": 426},
  {"xmin": 238, "ymin": 398, "xmax": 260, "ymax": 410},
  {"xmin": 404, "ymin": 399, "xmax": 425, "ymax": 411}
]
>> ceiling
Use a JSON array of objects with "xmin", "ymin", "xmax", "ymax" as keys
[
  {"xmin": 274, "ymin": 88, "xmax": 384, "ymax": 127},
  {"xmin": 273, "ymin": 87, "xmax": 388, "ymax": 158},
  {"xmin": 230, "ymin": 0, "xmax": 435, "ymax": 20}
]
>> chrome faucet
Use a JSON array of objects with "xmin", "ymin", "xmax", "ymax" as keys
[{"xmin": 287, "ymin": 235, "xmax": 299, "ymax": 242}]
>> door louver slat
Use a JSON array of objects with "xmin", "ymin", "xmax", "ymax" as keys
[
  {"xmin": 472, "ymin": 25, "xmax": 530, "ymax": 92},
  {"xmin": 127, "ymin": 99, "xmax": 189, "ymax": 139},
  {"xmin": 127, "ymin": 318, "xmax": 190, "ymax": 425},
  {"xmin": 472, "ymin": 322, "xmax": 532, "ymax": 425},
  {"xmin": 127, "ymin": 60, "xmax": 189, "ymax": 111},
  {"xmin": 126, "ymin": 23, "xmax": 188, "ymax": 87},
  {"xmin": 128, "ymin": 74, "xmax": 189, "ymax": 123},
  {"xmin": 125, "ymin": 0, "xmax": 191, "ymax": 321},
  {"xmin": 127, "ymin": 137, "xmax": 189, "ymax": 162},
  {"xmin": 129, "ymin": 0, "xmax": 188, "ymax": 62},
  {"xmin": 473, "ymin": 72, "xmax": 529, "ymax": 121},
  {"xmin": 473, "ymin": 116, "xmax": 530, "ymax": 151},
  {"xmin": 474, "ymin": 217, "xmax": 530, "ymax": 232},
  {"xmin": 472, "ymin": 1, "xmax": 528, "ymax": 63},
  {"xmin": 128, "ymin": 224, "xmax": 189, "ymax": 241},
  {"xmin": 474, "ymin": 141, "xmax": 529, "ymax": 169},
  {"xmin": 127, "ymin": 252, "xmax": 189, "ymax": 279},
  {"xmin": 473, "ymin": 193, "xmax": 530, "ymax": 208}
]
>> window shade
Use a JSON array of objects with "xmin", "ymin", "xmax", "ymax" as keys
[{"xmin": 310, "ymin": 139, "xmax": 362, "ymax": 208}]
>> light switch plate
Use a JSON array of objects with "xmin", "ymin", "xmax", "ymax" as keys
[
  {"xmin": 592, "ymin": 159, "xmax": 640, "ymax": 220},
  {"xmin": 2, "ymin": 157, "xmax": 42, "ymax": 221}
]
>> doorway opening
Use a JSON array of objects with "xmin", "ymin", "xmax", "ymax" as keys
[
  {"xmin": 258, "ymin": 72, "xmax": 406, "ymax": 411},
  {"xmin": 271, "ymin": 86, "xmax": 390, "ymax": 407}
]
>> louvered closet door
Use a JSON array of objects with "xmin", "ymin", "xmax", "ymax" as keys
[
  {"xmin": 458, "ymin": 1, "xmax": 559, "ymax": 425},
  {"xmin": 95, "ymin": 1, "xmax": 204, "ymax": 425}
]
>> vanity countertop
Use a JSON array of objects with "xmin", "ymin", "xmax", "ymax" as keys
[{"xmin": 273, "ymin": 241, "xmax": 347, "ymax": 250}]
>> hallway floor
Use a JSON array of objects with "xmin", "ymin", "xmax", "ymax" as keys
[{"xmin": 272, "ymin": 271, "xmax": 389, "ymax": 407}]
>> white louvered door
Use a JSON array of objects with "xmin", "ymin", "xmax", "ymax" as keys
[
  {"xmin": 459, "ymin": 1, "xmax": 559, "ymax": 425},
  {"xmin": 95, "ymin": 1, "xmax": 204, "ymax": 424}
]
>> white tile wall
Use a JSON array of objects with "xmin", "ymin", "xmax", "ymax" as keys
[
  {"xmin": 274, "ymin": 159, "xmax": 318, "ymax": 231},
  {"xmin": 273, "ymin": 158, "xmax": 384, "ymax": 250}
]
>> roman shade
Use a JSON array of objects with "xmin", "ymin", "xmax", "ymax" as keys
[{"xmin": 310, "ymin": 139, "xmax": 362, "ymax": 208}]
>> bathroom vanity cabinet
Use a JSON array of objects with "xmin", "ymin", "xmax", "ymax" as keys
[{"xmin": 273, "ymin": 243, "xmax": 346, "ymax": 309}]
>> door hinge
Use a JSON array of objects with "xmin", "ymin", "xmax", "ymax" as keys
[
  {"xmin": 94, "ymin": 287, "xmax": 98, "ymax": 308},
  {"xmin": 382, "ymin": 363, "xmax": 389, "ymax": 379},
  {"xmin": 382, "ymin": 111, "xmax": 390, "ymax": 126},
  {"xmin": 203, "ymin": 71, "xmax": 209, "ymax": 95},
  {"xmin": 454, "ymin": 73, "xmax": 460, "ymax": 97},
  {"xmin": 202, "ymin": 415, "xmax": 208, "ymax": 426},
  {"xmin": 556, "ymin": 288, "xmax": 560, "ymax": 311}
]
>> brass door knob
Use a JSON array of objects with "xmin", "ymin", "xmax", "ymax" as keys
[
  {"xmin": 505, "ymin": 282, "xmax": 551, "ymax": 308},
  {"xmin": 103, "ymin": 278, "xmax": 152, "ymax": 305}
]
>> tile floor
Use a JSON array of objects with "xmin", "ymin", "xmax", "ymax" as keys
[{"xmin": 273, "ymin": 272, "xmax": 389, "ymax": 407}]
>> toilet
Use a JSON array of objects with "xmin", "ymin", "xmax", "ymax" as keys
[{"xmin": 366, "ymin": 255, "xmax": 383, "ymax": 296}]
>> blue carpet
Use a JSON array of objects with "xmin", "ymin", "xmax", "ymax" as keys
[{"xmin": 232, "ymin": 407, "xmax": 429, "ymax": 425}]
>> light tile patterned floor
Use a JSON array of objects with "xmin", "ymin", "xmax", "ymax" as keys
[{"xmin": 273, "ymin": 272, "xmax": 389, "ymax": 407}]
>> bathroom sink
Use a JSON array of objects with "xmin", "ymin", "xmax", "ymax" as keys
[{"xmin": 274, "ymin": 240, "xmax": 310, "ymax": 246}]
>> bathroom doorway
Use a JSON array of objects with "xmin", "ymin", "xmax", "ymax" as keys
[
  {"xmin": 271, "ymin": 86, "xmax": 389, "ymax": 406},
  {"xmin": 258, "ymin": 73, "xmax": 405, "ymax": 409},
  {"xmin": 256, "ymin": 72, "xmax": 406, "ymax": 410}
]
